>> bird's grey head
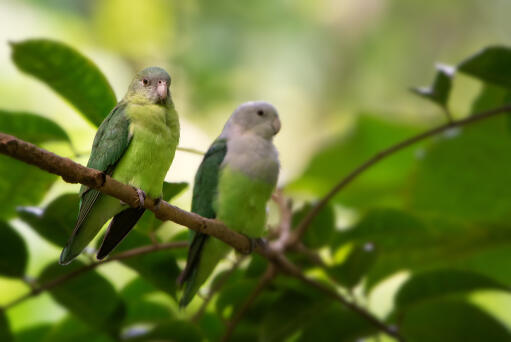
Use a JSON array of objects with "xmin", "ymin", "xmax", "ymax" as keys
[
  {"xmin": 127, "ymin": 66, "xmax": 172, "ymax": 105},
  {"xmin": 221, "ymin": 101, "xmax": 281, "ymax": 140}
]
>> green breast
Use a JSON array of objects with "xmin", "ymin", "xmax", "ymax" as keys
[
  {"xmin": 215, "ymin": 166, "xmax": 274, "ymax": 237},
  {"xmin": 112, "ymin": 103, "xmax": 179, "ymax": 197}
]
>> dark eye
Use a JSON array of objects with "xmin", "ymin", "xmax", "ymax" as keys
[
  {"xmin": 257, "ymin": 110, "xmax": 264, "ymax": 116},
  {"xmin": 142, "ymin": 79, "xmax": 149, "ymax": 85}
]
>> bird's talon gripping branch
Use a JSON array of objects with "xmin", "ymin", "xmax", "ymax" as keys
[{"xmin": 134, "ymin": 187, "xmax": 146, "ymax": 208}]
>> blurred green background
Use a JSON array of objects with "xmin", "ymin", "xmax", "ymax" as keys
[{"xmin": 1, "ymin": 0, "xmax": 511, "ymax": 341}]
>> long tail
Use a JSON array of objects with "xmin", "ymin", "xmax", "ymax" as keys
[
  {"xmin": 97, "ymin": 207, "xmax": 145, "ymax": 259},
  {"xmin": 178, "ymin": 234, "xmax": 229, "ymax": 307}
]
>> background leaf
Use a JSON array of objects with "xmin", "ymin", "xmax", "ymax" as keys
[
  {"xmin": 18, "ymin": 193, "xmax": 79, "ymax": 247},
  {"xmin": 292, "ymin": 203, "xmax": 335, "ymax": 249},
  {"xmin": 0, "ymin": 221, "xmax": 28, "ymax": 278},
  {"xmin": 401, "ymin": 300, "xmax": 511, "ymax": 342},
  {"xmin": 39, "ymin": 261, "xmax": 125, "ymax": 334},
  {"xmin": 412, "ymin": 64, "xmax": 453, "ymax": 109},
  {"xmin": 0, "ymin": 110, "xmax": 70, "ymax": 144},
  {"xmin": 0, "ymin": 310, "xmax": 13, "ymax": 342},
  {"xmin": 458, "ymin": 46, "xmax": 511, "ymax": 89},
  {"xmin": 10, "ymin": 39, "xmax": 117, "ymax": 126}
]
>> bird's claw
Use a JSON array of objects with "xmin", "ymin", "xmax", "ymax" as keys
[
  {"xmin": 240, "ymin": 235, "xmax": 265, "ymax": 255},
  {"xmin": 133, "ymin": 187, "xmax": 146, "ymax": 208}
]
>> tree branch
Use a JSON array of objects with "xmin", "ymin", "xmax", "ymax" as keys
[
  {"xmin": 0, "ymin": 132, "xmax": 259, "ymax": 255},
  {"xmin": 2, "ymin": 241, "xmax": 188, "ymax": 310},
  {"xmin": 291, "ymin": 104, "xmax": 511, "ymax": 244}
]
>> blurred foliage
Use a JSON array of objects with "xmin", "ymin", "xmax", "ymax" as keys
[{"xmin": 1, "ymin": 1, "xmax": 511, "ymax": 341}]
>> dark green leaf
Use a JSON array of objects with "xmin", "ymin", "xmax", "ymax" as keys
[
  {"xmin": 289, "ymin": 115, "xmax": 424, "ymax": 208},
  {"xmin": 10, "ymin": 39, "xmax": 117, "ymax": 126},
  {"xmin": 328, "ymin": 242, "xmax": 378, "ymax": 288},
  {"xmin": 41, "ymin": 317, "xmax": 115, "ymax": 342},
  {"xmin": 15, "ymin": 324, "xmax": 51, "ymax": 342},
  {"xmin": 216, "ymin": 279, "xmax": 257, "ymax": 317},
  {"xmin": 0, "ymin": 221, "xmax": 28, "ymax": 278},
  {"xmin": 394, "ymin": 269, "xmax": 510, "ymax": 313},
  {"xmin": 129, "ymin": 321, "xmax": 203, "ymax": 342},
  {"xmin": 458, "ymin": 46, "xmax": 511, "ymax": 89},
  {"xmin": 0, "ymin": 156, "xmax": 57, "ymax": 219},
  {"xmin": 162, "ymin": 182, "xmax": 188, "ymax": 201},
  {"xmin": 198, "ymin": 312, "xmax": 223, "ymax": 342},
  {"xmin": 39, "ymin": 261, "xmax": 124, "ymax": 333},
  {"xmin": 470, "ymin": 84, "xmax": 511, "ymax": 114},
  {"xmin": 18, "ymin": 193, "xmax": 79, "ymax": 247},
  {"xmin": 409, "ymin": 116, "xmax": 511, "ymax": 223},
  {"xmin": 337, "ymin": 209, "xmax": 511, "ymax": 291},
  {"xmin": 401, "ymin": 300, "xmax": 511, "ymax": 342},
  {"xmin": 108, "ymin": 230, "xmax": 181, "ymax": 298},
  {"xmin": 120, "ymin": 278, "xmax": 172, "ymax": 325},
  {"xmin": 412, "ymin": 64, "xmax": 453, "ymax": 108},
  {"xmin": 0, "ymin": 310, "xmax": 13, "ymax": 342},
  {"xmin": 292, "ymin": 203, "xmax": 335, "ymax": 249},
  {"xmin": 0, "ymin": 110, "xmax": 70, "ymax": 144}
]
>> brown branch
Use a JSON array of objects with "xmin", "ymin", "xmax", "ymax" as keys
[
  {"xmin": 0, "ymin": 132, "xmax": 258, "ymax": 255},
  {"xmin": 2, "ymin": 241, "xmax": 188, "ymax": 310},
  {"xmin": 291, "ymin": 104, "xmax": 511, "ymax": 244},
  {"xmin": 270, "ymin": 189, "xmax": 293, "ymax": 252},
  {"xmin": 221, "ymin": 264, "xmax": 277, "ymax": 342}
]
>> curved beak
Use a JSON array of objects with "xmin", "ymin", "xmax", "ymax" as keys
[
  {"xmin": 272, "ymin": 117, "xmax": 281, "ymax": 135},
  {"xmin": 157, "ymin": 81, "xmax": 168, "ymax": 101}
]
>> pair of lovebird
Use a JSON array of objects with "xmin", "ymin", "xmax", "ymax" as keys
[{"xmin": 59, "ymin": 67, "xmax": 281, "ymax": 307}]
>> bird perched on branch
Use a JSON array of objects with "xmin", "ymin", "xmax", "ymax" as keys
[
  {"xmin": 60, "ymin": 67, "xmax": 179, "ymax": 265},
  {"xmin": 178, "ymin": 101, "xmax": 281, "ymax": 307}
]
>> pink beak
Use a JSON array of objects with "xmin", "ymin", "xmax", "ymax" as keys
[{"xmin": 157, "ymin": 81, "xmax": 167, "ymax": 101}]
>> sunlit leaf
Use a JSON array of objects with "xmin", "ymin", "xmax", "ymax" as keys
[
  {"xmin": 394, "ymin": 269, "xmax": 510, "ymax": 313},
  {"xmin": 0, "ymin": 221, "xmax": 28, "ymax": 278},
  {"xmin": 39, "ymin": 261, "xmax": 125, "ymax": 333},
  {"xmin": 401, "ymin": 300, "xmax": 511, "ymax": 342},
  {"xmin": 128, "ymin": 321, "xmax": 203, "ymax": 342},
  {"xmin": 459, "ymin": 46, "xmax": 511, "ymax": 89},
  {"xmin": 18, "ymin": 193, "xmax": 79, "ymax": 247},
  {"xmin": 0, "ymin": 110, "xmax": 70, "ymax": 144},
  {"xmin": 41, "ymin": 317, "xmax": 115, "ymax": 342},
  {"xmin": 412, "ymin": 64, "xmax": 454, "ymax": 109},
  {"xmin": 10, "ymin": 39, "xmax": 116, "ymax": 126}
]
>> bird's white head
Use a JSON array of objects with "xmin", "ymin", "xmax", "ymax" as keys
[{"xmin": 221, "ymin": 101, "xmax": 281, "ymax": 140}]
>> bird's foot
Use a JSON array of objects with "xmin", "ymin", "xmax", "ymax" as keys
[
  {"xmin": 240, "ymin": 235, "xmax": 266, "ymax": 255},
  {"xmin": 132, "ymin": 187, "xmax": 146, "ymax": 208}
]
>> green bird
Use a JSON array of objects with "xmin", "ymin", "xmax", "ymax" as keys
[
  {"xmin": 60, "ymin": 67, "xmax": 180, "ymax": 265},
  {"xmin": 178, "ymin": 101, "xmax": 281, "ymax": 307}
]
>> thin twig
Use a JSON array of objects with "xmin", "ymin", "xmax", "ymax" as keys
[
  {"xmin": 2, "ymin": 241, "xmax": 188, "ymax": 310},
  {"xmin": 270, "ymin": 189, "xmax": 292, "ymax": 252},
  {"xmin": 221, "ymin": 265, "xmax": 277, "ymax": 342},
  {"xmin": 291, "ymin": 104, "xmax": 511, "ymax": 244},
  {"xmin": 192, "ymin": 256, "xmax": 246, "ymax": 322},
  {"xmin": 177, "ymin": 146, "xmax": 205, "ymax": 155}
]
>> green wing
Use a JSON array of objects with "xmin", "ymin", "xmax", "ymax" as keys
[
  {"xmin": 60, "ymin": 102, "xmax": 131, "ymax": 264},
  {"xmin": 76, "ymin": 102, "xmax": 131, "ymax": 228},
  {"xmin": 178, "ymin": 138, "xmax": 227, "ymax": 302}
]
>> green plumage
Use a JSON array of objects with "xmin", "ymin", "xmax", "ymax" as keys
[
  {"xmin": 179, "ymin": 101, "xmax": 281, "ymax": 307},
  {"xmin": 60, "ymin": 67, "xmax": 179, "ymax": 264}
]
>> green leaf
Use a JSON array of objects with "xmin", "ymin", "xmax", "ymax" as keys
[
  {"xmin": 41, "ymin": 317, "xmax": 115, "ymax": 342},
  {"xmin": 18, "ymin": 193, "xmax": 79, "ymax": 247},
  {"xmin": 129, "ymin": 321, "xmax": 203, "ymax": 342},
  {"xmin": 0, "ymin": 156, "xmax": 57, "ymax": 219},
  {"xmin": 395, "ymin": 269, "xmax": 509, "ymax": 313},
  {"xmin": 15, "ymin": 324, "xmax": 51, "ymax": 342},
  {"xmin": 108, "ymin": 230, "xmax": 181, "ymax": 298},
  {"xmin": 39, "ymin": 261, "xmax": 125, "ymax": 333},
  {"xmin": 0, "ymin": 221, "xmax": 28, "ymax": 278},
  {"xmin": 10, "ymin": 39, "xmax": 117, "ymax": 126},
  {"xmin": 292, "ymin": 203, "xmax": 335, "ymax": 249},
  {"xmin": 409, "ymin": 116, "xmax": 511, "ymax": 223},
  {"xmin": 162, "ymin": 181, "xmax": 188, "ymax": 201},
  {"xmin": 401, "ymin": 300, "xmax": 511, "ymax": 342},
  {"xmin": 289, "ymin": 115, "xmax": 424, "ymax": 208},
  {"xmin": 458, "ymin": 46, "xmax": 511, "ymax": 89},
  {"xmin": 216, "ymin": 279, "xmax": 257, "ymax": 317},
  {"xmin": 470, "ymin": 84, "xmax": 511, "ymax": 115},
  {"xmin": 328, "ymin": 242, "xmax": 378, "ymax": 289},
  {"xmin": 337, "ymin": 209, "xmax": 511, "ymax": 291},
  {"xmin": 412, "ymin": 64, "xmax": 453, "ymax": 108},
  {"xmin": 0, "ymin": 310, "xmax": 13, "ymax": 342},
  {"xmin": 120, "ymin": 278, "xmax": 172, "ymax": 325},
  {"xmin": 0, "ymin": 110, "xmax": 70, "ymax": 144}
]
